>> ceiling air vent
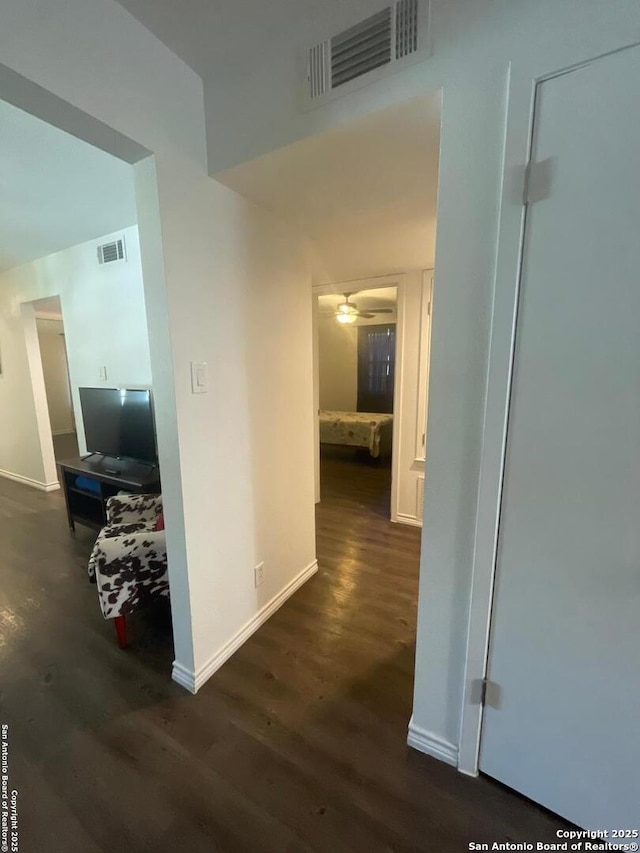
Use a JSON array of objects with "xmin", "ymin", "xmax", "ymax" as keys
[
  {"xmin": 306, "ymin": 0, "xmax": 428, "ymax": 105},
  {"xmin": 97, "ymin": 237, "xmax": 126, "ymax": 265}
]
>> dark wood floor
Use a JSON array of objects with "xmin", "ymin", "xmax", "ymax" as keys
[{"xmin": 0, "ymin": 455, "xmax": 567, "ymax": 851}]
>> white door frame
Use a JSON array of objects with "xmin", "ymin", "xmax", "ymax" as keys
[
  {"xmin": 414, "ymin": 271, "xmax": 433, "ymax": 467},
  {"xmin": 457, "ymin": 42, "xmax": 640, "ymax": 777},
  {"xmin": 21, "ymin": 301, "xmax": 60, "ymax": 490},
  {"xmin": 312, "ymin": 273, "xmax": 406, "ymax": 520}
]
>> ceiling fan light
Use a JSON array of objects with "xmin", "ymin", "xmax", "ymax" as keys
[
  {"xmin": 337, "ymin": 302, "xmax": 352, "ymax": 314},
  {"xmin": 336, "ymin": 312, "xmax": 357, "ymax": 324}
]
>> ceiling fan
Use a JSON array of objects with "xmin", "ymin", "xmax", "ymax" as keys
[{"xmin": 320, "ymin": 292, "xmax": 394, "ymax": 325}]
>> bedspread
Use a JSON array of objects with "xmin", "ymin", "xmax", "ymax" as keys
[{"xmin": 319, "ymin": 411, "xmax": 393, "ymax": 458}]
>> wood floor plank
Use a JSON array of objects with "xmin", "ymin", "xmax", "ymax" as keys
[{"xmin": 0, "ymin": 450, "xmax": 571, "ymax": 851}]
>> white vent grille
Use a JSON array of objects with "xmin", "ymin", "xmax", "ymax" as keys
[
  {"xmin": 331, "ymin": 8, "xmax": 392, "ymax": 89},
  {"xmin": 396, "ymin": 0, "xmax": 418, "ymax": 59},
  {"xmin": 307, "ymin": 0, "xmax": 428, "ymax": 104},
  {"xmin": 309, "ymin": 42, "xmax": 329, "ymax": 99},
  {"xmin": 97, "ymin": 237, "xmax": 126, "ymax": 265}
]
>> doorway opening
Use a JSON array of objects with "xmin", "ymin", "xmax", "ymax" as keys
[
  {"xmin": 0, "ymin": 93, "xmax": 173, "ymax": 660},
  {"xmin": 316, "ymin": 282, "xmax": 398, "ymax": 521},
  {"xmin": 217, "ymin": 91, "xmax": 441, "ymax": 697},
  {"xmin": 30, "ymin": 295, "xmax": 78, "ymax": 461}
]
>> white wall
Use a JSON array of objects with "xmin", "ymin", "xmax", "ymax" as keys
[
  {"xmin": 245, "ymin": 212, "xmax": 317, "ymax": 653},
  {"xmin": 156, "ymin": 169, "xmax": 317, "ymax": 686},
  {"xmin": 194, "ymin": 0, "xmax": 640, "ymax": 766},
  {"xmin": 0, "ymin": 225, "xmax": 152, "ymax": 487},
  {"xmin": 140, "ymin": 155, "xmax": 318, "ymax": 688},
  {"xmin": 36, "ymin": 318, "xmax": 74, "ymax": 435},
  {"xmin": 1, "ymin": 0, "xmax": 227, "ymax": 678},
  {"xmin": 0, "ymin": 0, "xmax": 318, "ymax": 693},
  {"xmin": 318, "ymin": 320, "xmax": 358, "ymax": 411},
  {"xmin": 0, "ymin": 1, "xmax": 204, "ymax": 678}
]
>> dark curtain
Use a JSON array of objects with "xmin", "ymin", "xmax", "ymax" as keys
[{"xmin": 357, "ymin": 324, "xmax": 396, "ymax": 413}]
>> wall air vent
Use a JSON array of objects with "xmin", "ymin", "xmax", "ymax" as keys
[
  {"xmin": 396, "ymin": 0, "xmax": 419, "ymax": 58},
  {"xmin": 306, "ymin": 0, "xmax": 428, "ymax": 106},
  {"xmin": 97, "ymin": 237, "xmax": 126, "ymax": 265},
  {"xmin": 331, "ymin": 8, "xmax": 392, "ymax": 89},
  {"xmin": 309, "ymin": 41, "xmax": 330, "ymax": 99}
]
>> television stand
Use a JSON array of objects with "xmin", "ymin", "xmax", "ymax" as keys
[
  {"xmin": 103, "ymin": 466, "xmax": 121, "ymax": 476},
  {"xmin": 57, "ymin": 456, "xmax": 161, "ymax": 532},
  {"xmin": 134, "ymin": 461, "xmax": 157, "ymax": 471}
]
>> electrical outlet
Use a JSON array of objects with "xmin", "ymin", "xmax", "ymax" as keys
[{"xmin": 254, "ymin": 562, "xmax": 265, "ymax": 588}]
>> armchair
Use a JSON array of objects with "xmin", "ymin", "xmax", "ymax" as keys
[{"xmin": 88, "ymin": 494, "xmax": 168, "ymax": 648}]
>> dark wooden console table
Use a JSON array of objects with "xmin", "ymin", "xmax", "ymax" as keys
[{"xmin": 57, "ymin": 456, "xmax": 161, "ymax": 532}]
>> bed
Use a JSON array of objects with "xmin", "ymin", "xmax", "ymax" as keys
[{"xmin": 319, "ymin": 411, "xmax": 394, "ymax": 458}]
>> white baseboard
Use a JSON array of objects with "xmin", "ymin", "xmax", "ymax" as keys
[
  {"xmin": 0, "ymin": 468, "xmax": 60, "ymax": 492},
  {"xmin": 394, "ymin": 513, "xmax": 423, "ymax": 528},
  {"xmin": 172, "ymin": 558, "xmax": 319, "ymax": 694},
  {"xmin": 407, "ymin": 717, "xmax": 459, "ymax": 767},
  {"xmin": 52, "ymin": 428, "xmax": 76, "ymax": 436},
  {"xmin": 172, "ymin": 661, "xmax": 197, "ymax": 693},
  {"xmin": 458, "ymin": 765, "xmax": 480, "ymax": 778}
]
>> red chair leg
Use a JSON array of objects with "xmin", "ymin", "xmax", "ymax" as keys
[{"xmin": 114, "ymin": 614, "xmax": 127, "ymax": 649}]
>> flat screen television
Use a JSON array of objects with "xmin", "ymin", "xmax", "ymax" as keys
[{"xmin": 79, "ymin": 387, "xmax": 157, "ymax": 464}]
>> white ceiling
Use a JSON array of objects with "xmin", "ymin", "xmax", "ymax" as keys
[
  {"xmin": 115, "ymin": 0, "xmax": 390, "ymax": 86},
  {"xmin": 217, "ymin": 94, "xmax": 440, "ymax": 282},
  {"xmin": 319, "ymin": 287, "xmax": 397, "ymax": 326},
  {"xmin": 0, "ymin": 99, "xmax": 137, "ymax": 273},
  {"xmin": 115, "ymin": 0, "xmax": 439, "ymax": 172},
  {"xmin": 114, "ymin": 3, "xmax": 440, "ymax": 279},
  {"xmin": 116, "ymin": 0, "xmax": 300, "ymax": 79},
  {"xmin": 318, "ymin": 286, "xmax": 397, "ymax": 311}
]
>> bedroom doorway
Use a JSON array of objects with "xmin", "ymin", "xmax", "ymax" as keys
[
  {"xmin": 314, "ymin": 279, "xmax": 401, "ymax": 521},
  {"xmin": 217, "ymin": 91, "xmax": 440, "ymax": 730}
]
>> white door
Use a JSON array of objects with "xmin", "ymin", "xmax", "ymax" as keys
[{"xmin": 480, "ymin": 47, "xmax": 640, "ymax": 830}]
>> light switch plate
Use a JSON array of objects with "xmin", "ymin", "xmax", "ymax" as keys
[
  {"xmin": 190, "ymin": 361, "xmax": 208, "ymax": 394},
  {"xmin": 98, "ymin": 365, "xmax": 108, "ymax": 381}
]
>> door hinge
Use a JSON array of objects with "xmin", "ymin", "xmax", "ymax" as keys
[
  {"xmin": 523, "ymin": 156, "xmax": 556, "ymax": 206},
  {"xmin": 427, "ymin": 300, "xmax": 431, "ymax": 316},
  {"xmin": 472, "ymin": 677, "xmax": 502, "ymax": 708}
]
